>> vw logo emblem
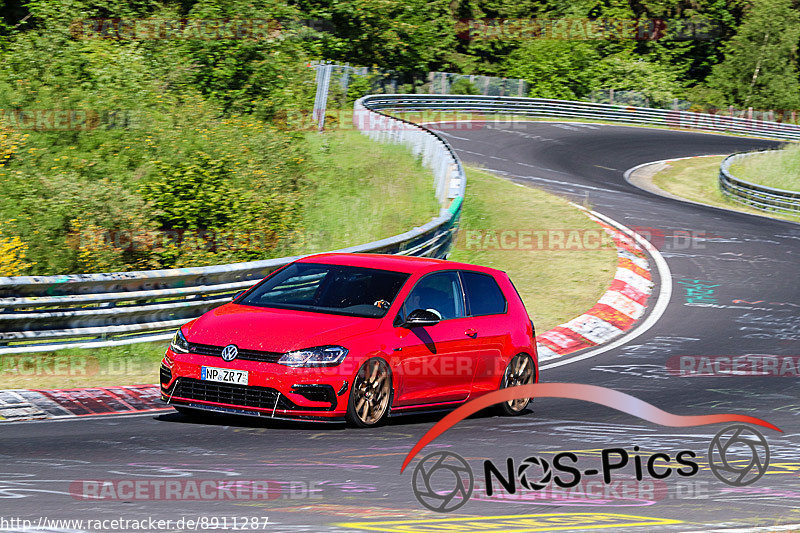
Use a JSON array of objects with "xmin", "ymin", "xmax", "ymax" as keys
[{"xmin": 221, "ymin": 344, "xmax": 239, "ymax": 362}]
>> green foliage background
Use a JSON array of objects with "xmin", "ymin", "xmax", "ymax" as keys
[
  {"xmin": 0, "ymin": 0, "xmax": 314, "ymax": 274},
  {"xmin": 0, "ymin": 0, "xmax": 797, "ymax": 275}
]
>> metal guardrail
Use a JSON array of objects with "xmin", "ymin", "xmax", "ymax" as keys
[
  {"xmin": 365, "ymin": 93, "xmax": 800, "ymax": 214},
  {"xmin": 360, "ymin": 94, "xmax": 800, "ymax": 141},
  {"xmin": 719, "ymin": 151, "xmax": 800, "ymax": 215},
  {"xmin": 0, "ymin": 96, "xmax": 465, "ymax": 353},
  {"xmin": 4, "ymin": 93, "xmax": 798, "ymax": 353}
]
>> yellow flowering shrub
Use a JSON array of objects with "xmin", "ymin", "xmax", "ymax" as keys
[
  {"xmin": 0, "ymin": 127, "xmax": 27, "ymax": 169},
  {"xmin": 0, "ymin": 228, "xmax": 33, "ymax": 276}
]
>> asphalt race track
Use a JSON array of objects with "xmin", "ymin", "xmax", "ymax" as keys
[{"xmin": 3, "ymin": 122, "xmax": 799, "ymax": 533}]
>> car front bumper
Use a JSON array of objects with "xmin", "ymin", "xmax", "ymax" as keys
[{"xmin": 160, "ymin": 348, "xmax": 352, "ymax": 420}]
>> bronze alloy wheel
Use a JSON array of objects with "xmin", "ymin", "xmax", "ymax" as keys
[
  {"xmin": 498, "ymin": 353, "xmax": 536, "ymax": 415},
  {"xmin": 347, "ymin": 358, "xmax": 392, "ymax": 427}
]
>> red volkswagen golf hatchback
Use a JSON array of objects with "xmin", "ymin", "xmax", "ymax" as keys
[{"xmin": 160, "ymin": 253, "xmax": 538, "ymax": 427}]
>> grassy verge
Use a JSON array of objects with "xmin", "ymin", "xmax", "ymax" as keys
[
  {"xmin": 729, "ymin": 143, "xmax": 800, "ymax": 192},
  {"xmin": 449, "ymin": 167, "xmax": 618, "ymax": 333},
  {"xmin": 4, "ymin": 167, "xmax": 619, "ymax": 389},
  {"xmin": 0, "ymin": 343, "xmax": 166, "ymax": 389},
  {"xmin": 650, "ymin": 156, "xmax": 800, "ymax": 223},
  {"xmin": 284, "ymin": 130, "xmax": 440, "ymax": 254}
]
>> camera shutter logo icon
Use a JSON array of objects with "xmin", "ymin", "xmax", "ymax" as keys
[
  {"xmin": 412, "ymin": 451, "xmax": 473, "ymax": 513},
  {"xmin": 708, "ymin": 425, "xmax": 770, "ymax": 487}
]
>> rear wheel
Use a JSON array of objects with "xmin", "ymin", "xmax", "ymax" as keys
[
  {"xmin": 497, "ymin": 353, "xmax": 536, "ymax": 416},
  {"xmin": 346, "ymin": 358, "xmax": 392, "ymax": 428}
]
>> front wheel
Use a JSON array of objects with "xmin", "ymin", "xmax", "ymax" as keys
[
  {"xmin": 346, "ymin": 358, "xmax": 392, "ymax": 428},
  {"xmin": 497, "ymin": 353, "xmax": 536, "ymax": 416}
]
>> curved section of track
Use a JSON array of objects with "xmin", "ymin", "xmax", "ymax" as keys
[{"xmin": 3, "ymin": 123, "xmax": 798, "ymax": 532}]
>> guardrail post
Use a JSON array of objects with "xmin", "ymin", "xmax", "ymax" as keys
[{"xmin": 312, "ymin": 62, "xmax": 333, "ymax": 132}]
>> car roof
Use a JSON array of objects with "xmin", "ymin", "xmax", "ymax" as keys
[{"xmin": 296, "ymin": 253, "xmax": 505, "ymax": 277}]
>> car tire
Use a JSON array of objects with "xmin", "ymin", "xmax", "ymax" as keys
[
  {"xmin": 346, "ymin": 358, "xmax": 393, "ymax": 428},
  {"xmin": 497, "ymin": 353, "xmax": 536, "ymax": 416}
]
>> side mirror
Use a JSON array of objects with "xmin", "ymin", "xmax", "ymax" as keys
[
  {"xmin": 401, "ymin": 308, "xmax": 441, "ymax": 328},
  {"xmin": 232, "ymin": 291, "xmax": 246, "ymax": 301}
]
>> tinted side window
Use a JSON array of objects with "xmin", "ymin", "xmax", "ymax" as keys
[
  {"xmin": 402, "ymin": 272, "xmax": 465, "ymax": 320},
  {"xmin": 461, "ymin": 271, "xmax": 507, "ymax": 316}
]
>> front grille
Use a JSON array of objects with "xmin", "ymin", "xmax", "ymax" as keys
[
  {"xmin": 187, "ymin": 343, "xmax": 223, "ymax": 357},
  {"xmin": 187, "ymin": 342, "xmax": 283, "ymax": 363},
  {"xmin": 171, "ymin": 378, "xmax": 299, "ymax": 411},
  {"xmin": 160, "ymin": 364, "xmax": 172, "ymax": 385}
]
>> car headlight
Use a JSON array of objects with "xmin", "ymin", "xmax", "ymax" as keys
[
  {"xmin": 278, "ymin": 345, "xmax": 348, "ymax": 367},
  {"xmin": 170, "ymin": 329, "xmax": 190, "ymax": 354}
]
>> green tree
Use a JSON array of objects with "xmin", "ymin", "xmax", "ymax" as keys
[
  {"xmin": 175, "ymin": 0, "xmax": 316, "ymax": 119},
  {"xmin": 292, "ymin": 0, "xmax": 457, "ymax": 74},
  {"xmin": 592, "ymin": 52, "xmax": 684, "ymax": 105},
  {"xmin": 706, "ymin": 0, "xmax": 800, "ymax": 109},
  {"xmin": 450, "ymin": 78, "xmax": 480, "ymax": 95},
  {"xmin": 449, "ymin": 0, "xmax": 552, "ymax": 75},
  {"xmin": 0, "ymin": 0, "xmax": 29, "ymax": 37},
  {"xmin": 505, "ymin": 40, "xmax": 599, "ymax": 99},
  {"xmin": 633, "ymin": 0, "xmax": 745, "ymax": 87}
]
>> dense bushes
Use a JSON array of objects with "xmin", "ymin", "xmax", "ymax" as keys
[{"xmin": 0, "ymin": 0, "xmax": 314, "ymax": 275}]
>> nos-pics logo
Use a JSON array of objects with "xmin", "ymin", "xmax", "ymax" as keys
[{"xmin": 411, "ymin": 425, "xmax": 770, "ymax": 513}]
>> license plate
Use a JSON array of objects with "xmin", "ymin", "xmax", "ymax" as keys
[{"xmin": 201, "ymin": 366, "xmax": 248, "ymax": 385}]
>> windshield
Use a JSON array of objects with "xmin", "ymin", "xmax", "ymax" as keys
[{"xmin": 239, "ymin": 262, "xmax": 410, "ymax": 318}]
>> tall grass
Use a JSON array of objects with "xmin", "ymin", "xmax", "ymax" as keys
[
  {"xmin": 651, "ymin": 156, "xmax": 800, "ymax": 222},
  {"xmin": 285, "ymin": 130, "xmax": 440, "ymax": 254},
  {"xmin": 450, "ymin": 168, "xmax": 618, "ymax": 332},
  {"xmin": 730, "ymin": 143, "xmax": 800, "ymax": 192}
]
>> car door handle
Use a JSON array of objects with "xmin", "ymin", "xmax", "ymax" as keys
[{"xmin": 464, "ymin": 329, "xmax": 478, "ymax": 338}]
